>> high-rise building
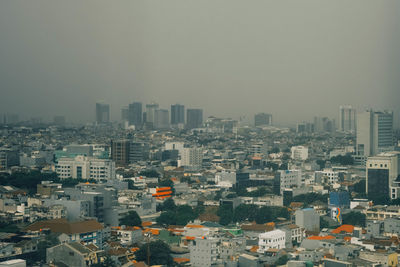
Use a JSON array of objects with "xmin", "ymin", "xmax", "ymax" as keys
[
  {"xmin": 111, "ymin": 140, "xmax": 149, "ymax": 166},
  {"xmin": 96, "ymin": 103, "xmax": 110, "ymax": 124},
  {"xmin": 366, "ymin": 151, "xmax": 400, "ymax": 200},
  {"xmin": 171, "ymin": 104, "xmax": 185, "ymax": 125},
  {"xmin": 111, "ymin": 140, "xmax": 130, "ymax": 166},
  {"xmin": 154, "ymin": 109, "xmax": 170, "ymax": 129},
  {"xmin": 145, "ymin": 103, "xmax": 159, "ymax": 124},
  {"xmin": 155, "ymin": 110, "xmax": 167, "ymax": 129},
  {"xmin": 356, "ymin": 110, "xmax": 393, "ymax": 158},
  {"xmin": 254, "ymin": 113, "xmax": 272, "ymax": 127},
  {"xmin": 314, "ymin": 117, "xmax": 335, "ymax": 132},
  {"xmin": 128, "ymin": 102, "xmax": 142, "ymax": 128},
  {"xmin": 180, "ymin": 147, "xmax": 203, "ymax": 170},
  {"xmin": 274, "ymin": 170, "xmax": 302, "ymax": 195},
  {"xmin": 339, "ymin": 105, "xmax": 356, "ymax": 132},
  {"xmin": 186, "ymin": 109, "xmax": 203, "ymax": 129},
  {"xmin": 121, "ymin": 106, "xmax": 129, "ymax": 122}
]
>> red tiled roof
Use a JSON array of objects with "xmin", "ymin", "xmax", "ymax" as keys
[{"xmin": 25, "ymin": 218, "xmax": 103, "ymax": 234}]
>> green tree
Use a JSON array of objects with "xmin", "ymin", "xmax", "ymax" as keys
[
  {"xmin": 0, "ymin": 221, "xmax": 19, "ymax": 233},
  {"xmin": 233, "ymin": 204, "xmax": 258, "ymax": 222},
  {"xmin": 255, "ymin": 206, "xmax": 272, "ymax": 224},
  {"xmin": 342, "ymin": 211, "xmax": 366, "ymax": 227},
  {"xmin": 217, "ymin": 204, "xmax": 233, "ymax": 226},
  {"xmin": 139, "ymin": 170, "xmax": 160, "ymax": 178},
  {"xmin": 175, "ymin": 205, "xmax": 197, "ymax": 225},
  {"xmin": 135, "ymin": 240, "xmax": 173, "ymax": 266},
  {"xmin": 330, "ymin": 154, "xmax": 354, "ymax": 165},
  {"xmin": 275, "ymin": 255, "xmax": 289, "ymax": 265},
  {"xmin": 120, "ymin": 211, "xmax": 142, "ymax": 227},
  {"xmin": 160, "ymin": 198, "xmax": 176, "ymax": 212},
  {"xmin": 157, "ymin": 211, "xmax": 176, "ymax": 226},
  {"xmin": 279, "ymin": 163, "xmax": 288, "ymax": 170},
  {"xmin": 292, "ymin": 193, "xmax": 328, "ymax": 206}
]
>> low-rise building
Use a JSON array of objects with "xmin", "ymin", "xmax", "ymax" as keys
[{"xmin": 257, "ymin": 229, "xmax": 286, "ymax": 253}]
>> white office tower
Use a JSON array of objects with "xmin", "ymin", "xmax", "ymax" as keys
[
  {"xmin": 165, "ymin": 141, "xmax": 185, "ymax": 156},
  {"xmin": 56, "ymin": 155, "xmax": 116, "ymax": 180},
  {"xmin": 275, "ymin": 170, "xmax": 302, "ymax": 195},
  {"xmin": 291, "ymin": 146, "xmax": 308, "ymax": 161},
  {"xmin": 366, "ymin": 151, "xmax": 400, "ymax": 200},
  {"xmin": 180, "ymin": 147, "xmax": 203, "ymax": 171},
  {"xmin": 339, "ymin": 105, "xmax": 356, "ymax": 132},
  {"xmin": 257, "ymin": 230, "xmax": 286, "ymax": 253},
  {"xmin": 145, "ymin": 103, "xmax": 159, "ymax": 124},
  {"xmin": 356, "ymin": 110, "xmax": 394, "ymax": 158},
  {"xmin": 154, "ymin": 109, "xmax": 170, "ymax": 129}
]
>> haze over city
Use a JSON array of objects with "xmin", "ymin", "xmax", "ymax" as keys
[{"xmin": 1, "ymin": 0, "xmax": 400, "ymax": 126}]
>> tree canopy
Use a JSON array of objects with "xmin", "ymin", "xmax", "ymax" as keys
[
  {"xmin": 342, "ymin": 211, "xmax": 366, "ymax": 227},
  {"xmin": 120, "ymin": 211, "xmax": 142, "ymax": 227},
  {"xmin": 156, "ymin": 204, "xmax": 198, "ymax": 226},
  {"xmin": 135, "ymin": 240, "xmax": 173, "ymax": 266}
]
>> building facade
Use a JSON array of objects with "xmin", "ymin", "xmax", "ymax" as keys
[{"xmin": 56, "ymin": 156, "xmax": 116, "ymax": 180}]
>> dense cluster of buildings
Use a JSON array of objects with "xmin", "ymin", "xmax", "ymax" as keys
[{"xmin": 0, "ymin": 104, "xmax": 399, "ymax": 267}]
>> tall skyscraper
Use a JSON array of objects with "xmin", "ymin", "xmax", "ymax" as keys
[
  {"xmin": 111, "ymin": 140, "xmax": 130, "ymax": 166},
  {"xmin": 145, "ymin": 103, "xmax": 159, "ymax": 129},
  {"xmin": 254, "ymin": 113, "xmax": 272, "ymax": 127},
  {"xmin": 314, "ymin": 117, "xmax": 335, "ymax": 132},
  {"xmin": 356, "ymin": 110, "xmax": 393, "ymax": 157},
  {"xmin": 171, "ymin": 104, "xmax": 185, "ymax": 125},
  {"xmin": 339, "ymin": 105, "xmax": 356, "ymax": 132},
  {"xmin": 154, "ymin": 109, "xmax": 170, "ymax": 129},
  {"xmin": 186, "ymin": 109, "xmax": 203, "ymax": 129},
  {"xmin": 121, "ymin": 106, "xmax": 129, "ymax": 122},
  {"xmin": 96, "ymin": 103, "xmax": 110, "ymax": 124},
  {"xmin": 366, "ymin": 151, "xmax": 400, "ymax": 200},
  {"xmin": 128, "ymin": 102, "xmax": 142, "ymax": 128}
]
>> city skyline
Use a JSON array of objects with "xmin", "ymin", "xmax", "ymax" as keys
[{"xmin": 1, "ymin": 1, "xmax": 400, "ymax": 125}]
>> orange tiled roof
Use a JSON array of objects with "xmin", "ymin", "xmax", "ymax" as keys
[
  {"xmin": 308, "ymin": 235, "xmax": 335, "ymax": 240},
  {"xmin": 142, "ymin": 221, "xmax": 153, "ymax": 227},
  {"xmin": 143, "ymin": 228, "xmax": 159, "ymax": 235},
  {"xmin": 332, "ymin": 225, "xmax": 354, "ymax": 234},
  {"xmin": 186, "ymin": 224, "xmax": 204, "ymax": 228},
  {"xmin": 173, "ymin": 258, "xmax": 190, "ymax": 263},
  {"xmin": 250, "ymin": 246, "xmax": 259, "ymax": 253}
]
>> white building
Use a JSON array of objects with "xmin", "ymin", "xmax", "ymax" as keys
[
  {"xmin": 215, "ymin": 170, "xmax": 236, "ymax": 187},
  {"xmin": 116, "ymin": 226, "xmax": 143, "ymax": 245},
  {"xmin": 56, "ymin": 155, "xmax": 116, "ymax": 180},
  {"xmin": 356, "ymin": 110, "xmax": 394, "ymax": 158},
  {"xmin": 315, "ymin": 169, "xmax": 339, "ymax": 184},
  {"xmin": 257, "ymin": 229, "xmax": 286, "ymax": 253},
  {"xmin": 366, "ymin": 152, "xmax": 400, "ymax": 199},
  {"xmin": 189, "ymin": 237, "xmax": 219, "ymax": 267},
  {"xmin": 180, "ymin": 147, "xmax": 203, "ymax": 170},
  {"xmin": 275, "ymin": 170, "xmax": 302, "ymax": 195},
  {"xmin": 165, "ymin": 141, "xmax": 185, "ymax": 156},
  {"xmin": 291, "ymin": 146, "xmax": 309, "ymax": 161},
  {"xmin": 339, "ymin": 105, "xmax": 356, "ymax": 133}
]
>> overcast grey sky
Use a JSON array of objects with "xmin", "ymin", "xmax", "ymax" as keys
[{"xmin": 0, "ymin": 0, "xmax": 399, "ymax": 125}]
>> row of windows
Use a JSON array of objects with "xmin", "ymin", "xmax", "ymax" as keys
[{"xmin": 369, "ymin": 163, "xmax": 388, "ymax": 168}]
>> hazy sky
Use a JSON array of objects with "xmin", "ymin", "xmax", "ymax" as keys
[{"xmin": 0, "ymin": 0, "xmax": 399, "ymax": 125}]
